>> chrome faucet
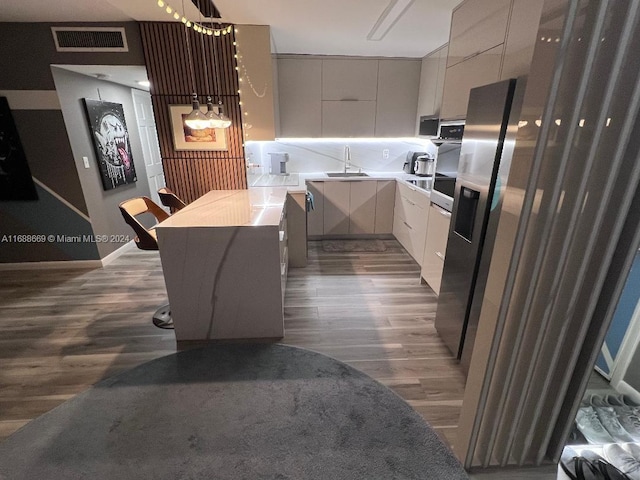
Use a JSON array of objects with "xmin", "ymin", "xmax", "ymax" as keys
[{"xmin": 344, "ymin": 145, "xmax": 351, "ymax": 173}]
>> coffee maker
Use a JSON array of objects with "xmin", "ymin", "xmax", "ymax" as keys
[{"xmin": 403, "ymin": 151, "xmax": 427, "ymax": 174}]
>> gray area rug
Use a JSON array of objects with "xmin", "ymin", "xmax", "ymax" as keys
[
  {"xmin": 0, "ymin": 344, "xmax": 467, "ymax": 480},
  {"xmin": 322, "ymin": 239, "xmax": 388, "ymax": 252}
]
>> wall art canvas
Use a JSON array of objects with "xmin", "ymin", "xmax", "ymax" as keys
[
  {"xmin": 83, "ymin": 99, "xmax": 137, "ymax": 191},
  {"xmin": 169, "ymin": 104, "xmax": 228, "ymax": 151},
  {"xmin": 0, "ymin": 97, "xmax": 38, "ymax": 201}
]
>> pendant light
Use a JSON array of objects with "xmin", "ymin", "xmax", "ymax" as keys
[
  {"xmin": 182, "ymin": 0, "xmax": 208, "ymax": 130},
  {"xmin": 208, "ymin": 18, "xmax": 231, "ymax": 129}
]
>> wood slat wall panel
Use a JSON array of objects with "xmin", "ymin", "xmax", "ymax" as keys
[{"xmin": 140, "ymin": 22, "xmax": 246, "ymax": 204}]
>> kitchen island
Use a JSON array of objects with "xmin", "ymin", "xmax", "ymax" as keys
[{"xmin": 156, "ymin": 188, "xmax": 289, "ymax": 344}]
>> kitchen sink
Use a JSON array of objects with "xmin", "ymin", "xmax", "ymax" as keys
[{"xmin": 325, "ymin": 172, "xmax": 369, "ymax": 177}]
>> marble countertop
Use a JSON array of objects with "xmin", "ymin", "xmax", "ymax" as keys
[{"xmin": 157, "ymin": 188, "xmax": 288, "ymax": 228}]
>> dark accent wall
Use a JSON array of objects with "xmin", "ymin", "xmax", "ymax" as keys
[
  {"xmin": 0, "ymin": 21, "xmax": 146, "ymax": 263},
  {"xmin": 140, "ymin": 22, "xmax": 246, "ymax": 203},
  {"xmin": 0, "ymin": 22, "xmax": 145, "ymax": 90}
]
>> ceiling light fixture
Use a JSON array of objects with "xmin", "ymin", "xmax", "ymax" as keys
[
  {"xmin": 367, "ymin": 0, "xmax": 415, "ymax": 41},
  {"xmin": 207, "ymin": 17, "xmax": 231, "ymax": 129},
  {"xmin": 182, "ymin": 0, "xmax": 208, "ymax": 130}
]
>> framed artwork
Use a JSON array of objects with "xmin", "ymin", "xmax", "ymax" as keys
[
  {"xmin": 169, "ymin": 104, "xmax": 228, "ymax": 151},
  {"xmin": 0, "ymin": 97, "xmax": 38, "ymax": 201},
  {"xmin": 83, "ymin": 99, "xmax": 137, "ymax": 191}
]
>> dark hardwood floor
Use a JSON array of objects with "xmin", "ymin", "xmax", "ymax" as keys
[{"xmin": 0, "ymin": 240, "xmax": 465, "ymax": 448}]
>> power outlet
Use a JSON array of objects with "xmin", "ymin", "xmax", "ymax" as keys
[
  {"xmin": 82, "ymin": 156, "xmax": 90, "ymax": 169},
  {"xmin": 382, "ymin": 149, "xmax": 389, "ymax": 159}
]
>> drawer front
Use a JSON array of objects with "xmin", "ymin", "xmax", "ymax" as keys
[
  {"xmin": 422, "ymin": 253, "xmax": 445, "ymax": 295},
  {"xmin": 427, "ymin": 204, "xmax": 451, "ymax": 258},
  {"xmin": 393, "ymin": 213, "xmax": 412, "ymax": 256},
  {"xmin": 397, "ymin": 181, "xmax": 430, "ymax": 210}
]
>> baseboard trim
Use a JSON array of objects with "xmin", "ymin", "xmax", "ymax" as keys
[
  {"xmin": 0, "ymin": 241, "xmax": 136, "ymax": 271},
  {"xmin": 101, "ymin": 240, "xmax": 135, "ymax": 267},
  {"xmin": 0, "ymin": 260, "xmax": 102, "ymax": 270}
]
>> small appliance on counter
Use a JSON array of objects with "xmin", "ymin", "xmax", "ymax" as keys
[
  {"xmin": 403, "ymin": 151, "xmax": 427, "ymax": 174},
  {"xmin": 415, "ymin": 154, "xmax": 435, "ymax": 177},
  {"xmin": 269, "ymin": 152, "xmax": 289, "ymax": 176}
]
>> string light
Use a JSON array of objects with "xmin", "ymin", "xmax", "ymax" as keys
[{"xmin": 156, "ymin": 1, "xmax": 233, "ymax": 36}]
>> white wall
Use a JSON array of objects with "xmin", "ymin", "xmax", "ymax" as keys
[{"xmin": 245, "ymin": 138, "xmax": 437, "ymax": 174}]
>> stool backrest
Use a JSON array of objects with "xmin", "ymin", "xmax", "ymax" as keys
[
  {"xmin": 119, "ymin": 197, "xmax": 169, "ymax": 250},
  {"xmin": 158, "ymin": 187, "xmax": 187, "ymax": 212}
]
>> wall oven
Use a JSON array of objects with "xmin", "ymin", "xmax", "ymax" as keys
[{"xmin": 430, "ymin": 122, "xmax": 464, "ymax": 212}]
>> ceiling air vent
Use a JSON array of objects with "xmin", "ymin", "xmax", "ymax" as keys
[{"xmin": 51, "ymin": 27, "xmax": 128, "ymax": 52}]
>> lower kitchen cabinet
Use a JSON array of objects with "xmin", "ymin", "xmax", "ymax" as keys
[
  {"xmin": 323, "ymin": 181, "xmax": 351, "ymax": 235},
  {"xmin": 286, "ymin": 191, "xmax": 308, "ymax": 267},
  {"xmin": 393, "ymin": 182, "xmax": 430, "ymax": 264},
  {"xmin": 420, "ymin": 203, "xmax": 452, "ymax": 295},
  {"xmin": 307, "ymin": 180, "xmax": 396, "ymax": 238},
  {"xmin": 375, "ymin": 181, "xmax": 395, "ymax": 234},
  {"xmin": 306, "ymin": 181, "xmax": 324, "ymax": 237},
  {"xmin": 349, "ymin": 181, "xmax": 377, "ymax": 234}
]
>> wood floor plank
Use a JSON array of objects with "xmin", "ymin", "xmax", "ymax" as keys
[{"xmin": 0, "ymin": 239, "xmax": 465, "ymax": 453}]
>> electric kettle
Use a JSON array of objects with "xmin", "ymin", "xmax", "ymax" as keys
[{"xmin": 415, "ymin": 155, "xmax": 435, "ymax": 177}]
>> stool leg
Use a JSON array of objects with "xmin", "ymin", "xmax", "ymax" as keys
[{"xmin": 152, "ymin": 304, "xmax": 173, "ymax": 329}]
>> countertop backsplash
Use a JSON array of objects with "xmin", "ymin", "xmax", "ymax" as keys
[{"xmin": 245, "ymin": 138, "xmax": 437, "ymax": 174}]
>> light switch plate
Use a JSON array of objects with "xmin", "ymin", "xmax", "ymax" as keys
[{"xmin": 82, "ymin": 156, "xmax": 90, "ymax": 169}]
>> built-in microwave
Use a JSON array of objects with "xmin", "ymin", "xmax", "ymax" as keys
[
  {"xmin": 418, "ymin": 116, "xmax": 439, "ymax": 137},
  {"xmin": 430, "ymin": 121, "xmax": 465, "ymax": 212}
]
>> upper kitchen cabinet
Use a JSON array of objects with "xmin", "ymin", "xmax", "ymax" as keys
[
  {"xmin": 441, "ymin": 45, "xmax": 502, "ymax": 120},
  {"xmin": 322, "ymin": 59, "xmax": 378, "ymax": 101},
  {"xmin": 376, "ymin": 59, "xmax": 421, "ymax": 137},
  {"xmin": 322, "ymin": 101, "xmax": 376, "ymax": 137},
  {"xmin": 278, "ymin": 58, "xmax": 322, "ymax": 137},
  {"xmin": 416, "ymin": 44, "xmax": 448, "ymax": 125},
  {"xmin": 235, "ymin": 25, "xmax": 277, "ymax": 141},
  {"xmin": 500, "ymin": 0, "xmax": 545, "ymax": 79},
  {"xmin": 278, "ymin": 55, "xmax": 419, "ymax": 138},
  {"xmin": 446, "ymin": 0, "xmax": 510, "ymax": 68},
  {"xmin": 439, "ymin": 0, "xmax": 544, "ymax": 119}
]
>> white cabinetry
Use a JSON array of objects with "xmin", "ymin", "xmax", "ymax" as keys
[
  {"xmin": 420, "ymin": 203, "xmax": 452, "ymax": 295},
  {"xmin": 307, "ymin": 180, "xmax": 396, "ymax": 237},
  {"xmin": 439, "ymin": 0, "xmax": 544, "ymax": 120},
  {"xmin": 375, "ymin": 181, "xmax": 395, "ymax": 234},
  {"xmin": 375, "ymin": 60, "xmax": 421, "ymax": 137},
  {"xmin": 306, "ymin": 181, "xmax": 324, "ymax": 237},
  {"xmin": 277, "ymin": 58, "xmax": 322, "ymax": 137},
  {"xmin": 323, "ymin": 181, "xmax": 351, "ymax": 235},
  {"xmin": 349, "ymin": 181, "xmax": 377, "ymax": 234},
  {"xmin": 441, "ymin": 45, "xmax": 503, "ymax": 120},
  {"xmin": 235, "ymin": 25, "xmax": 276, "ymax": 141},
  {"xmin": 322, "ymin": 59, "xmax": 378, "ymax": 100},
  {"xmin": 392, "ymin": 182, "xmax": 430, "ymax": 265},
  {"xmin": 322, "ymin": 101, "xmax": 376, "ymax": 138},
  {"xmin": 446, "ymin": 0, "xmax": 510, "ymax": 68},
  {"xmin": 416, "ymin": 45, "xmax": 448, "ymax": 125},
  {"xmin": 500, "ymin": 0, "xmax": 545, "ymax": 79},
  {"xmin": 278, "ymin": 56, "xmax": 419, "ymax": 137}
]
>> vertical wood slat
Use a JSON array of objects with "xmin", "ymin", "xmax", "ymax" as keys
[{"xmin": 140, "ymin": 22, "xmax": 245, "ymax": 203}]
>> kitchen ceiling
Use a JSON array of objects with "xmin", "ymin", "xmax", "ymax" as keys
[{"xmin": 1, "ymin": 0, "xmax": 461, "ymax": 58}]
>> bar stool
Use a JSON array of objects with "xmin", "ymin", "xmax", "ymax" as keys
[{"xmin": 119, "ymin": 196, "xmax": 173, "ymax": 329}]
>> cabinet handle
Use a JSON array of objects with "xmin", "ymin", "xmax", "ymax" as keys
[
  {"xmin": 279, "ymin": 231, "xmax": 285, "ymax": 242},
  {"xmin": 405, "ymin": 198, "xmax": 416, "ymax": 206},
  {"xmin": 433, "ymin": 205, "xmax": 452, "ymax": 218},
  {"xmin": 340, "ymin": 98, "xmax": 358, "ymax": 101},
  {"xmin": 463, "ymin": 51, "xmax": 481, "ymax": 61},
  {"xmin": 403, "ymin": 221, "xmax": 413, "ymax": 230},
  {"xmin": 435, "ymin": 251, "xmax": 445, "ymax": 260}
]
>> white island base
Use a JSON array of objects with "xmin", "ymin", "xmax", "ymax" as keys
[{"xmin": 156, "ymin": 188, "xmax": 288, "ymax": 344}]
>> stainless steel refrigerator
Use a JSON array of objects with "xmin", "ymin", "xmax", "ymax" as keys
[{"xmin": 434, "ymin": 77, "xmax": 526, "ymax": 373}]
